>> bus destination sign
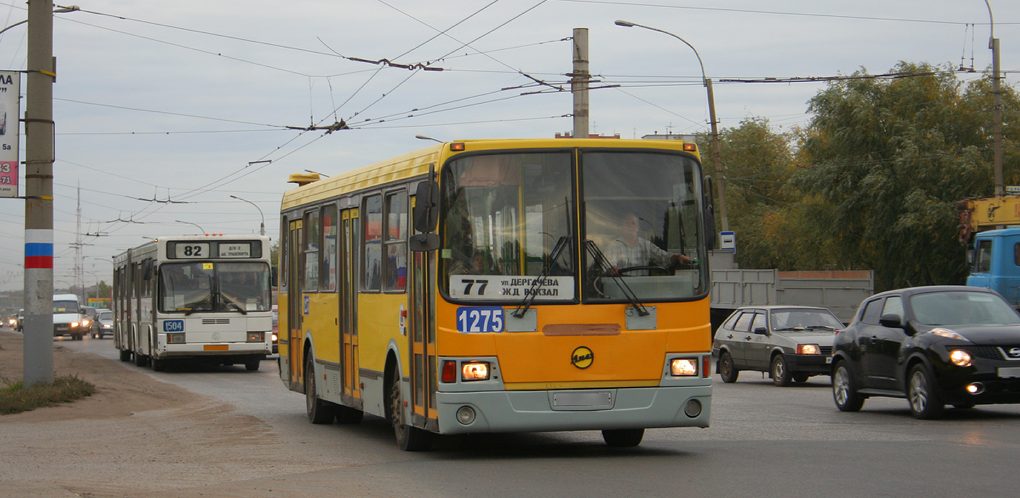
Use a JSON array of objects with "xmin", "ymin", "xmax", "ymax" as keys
[{"xmin": 219, "ymin": 243, "xmax": 252, "ymax": 258}]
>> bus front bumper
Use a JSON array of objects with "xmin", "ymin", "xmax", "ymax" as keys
[{"xmin": 435, "ymin": 384, "xmax": 711, "ymax": 435}]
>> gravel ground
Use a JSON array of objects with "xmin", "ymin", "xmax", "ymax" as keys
[{"xmin": 0, "ymin": 330, "xmax": 307, "ymax": 498}]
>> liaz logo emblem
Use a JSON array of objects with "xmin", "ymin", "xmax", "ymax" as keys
[
  {"xmin": 571, "ymin": 346, "xmax": 594, "ymax": 369},
  {"xmin": 1009, "ymin": 347, "xmax": 1020, "ymax": 358}
]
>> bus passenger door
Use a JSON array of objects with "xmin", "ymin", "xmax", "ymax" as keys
[
  {"xmin": 410, "ymin": 239, "xmax": 437, "ymax": 429},
  {"xmin": 287, "ymin": 220, "xmax": 303, "ymax": 385},
  {"xmin": 340, "ymin": 209, "xmax": 360, "ymax": 403}
]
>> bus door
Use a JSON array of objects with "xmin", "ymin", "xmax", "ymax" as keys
[
  {"xmin": 410, "ymin": 225, "xmax": 438, "ymax": 428},
  {"xmin": 340, "ymin": 208, "xmax": 360, "ymax": 403},
  {"xmin": 287, "ymin": 219, "xmax": 303, "ymax": 385}
]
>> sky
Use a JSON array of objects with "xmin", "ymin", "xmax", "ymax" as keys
[{"xmin": 0, "ymin": 0, "xmax": 1017, "ymax": 292}]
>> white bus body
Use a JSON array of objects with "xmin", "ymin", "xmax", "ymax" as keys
[{"xmin": 113, "ymin": 235, "xmax": 274, "ymax": 371}]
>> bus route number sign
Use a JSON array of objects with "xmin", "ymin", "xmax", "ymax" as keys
[
  {"xmin": 174, "ymin": 243, "xmax": 209, "ymax": 259},
  {"xmin": 456, "ymin": 307, "xmax": 504, "ymax": 333},
  {"xmin": 163, "ymin": 320, "xmax": 185, "ymax": 332}
]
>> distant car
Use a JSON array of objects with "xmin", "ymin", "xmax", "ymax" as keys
[
  {"xmin": 713, "ymin": 305, "xmax": 844, "ymax": 386},
  {"xmin": 832, "ymin": 285, "xmax": 1020, "ymax": 419},
  {"xmin": 7, "ymin": 313, "xmax": 16, "ymax": 329},
  {"xmin": 16, "ymin": 309, "xmax": 23, "ymax": 331},
  {"xmin": 81, "ymin": 306, "xmax": 98, "ymax": 334},
  {"xmin": 92, "ymin": 309, "xmax": 114, "ymax": 339}
]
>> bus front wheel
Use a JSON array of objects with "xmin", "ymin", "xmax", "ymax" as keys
[
  {"xmin": 602, "ymin": 428, "xmax": 644, "ymax": 447},
  {"xmin": 388, "ymin": 366, "xmax": 432, "ymax": 451}
]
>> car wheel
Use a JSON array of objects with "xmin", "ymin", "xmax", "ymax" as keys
[
  {"xmin": 771, "ymin": 354, "xmax": 792, "ymax": 387},
  {"xmin": 908, "ymin": 364, "xmax": 944, "ymax": 419},
  {"xmin": 832, "ymin": 360, "xmax": 864, "ymax": 412},
  {"xmin": 718, "ymin": 351, "xmax": 739, "ymax": 383},
  {"xmin": 389, "ymin": 366, "xmax": 432, "ymax": 451},
  {"xmin": 305, "ymin": 354, "xmax": 337, "ymax": 424},
  {"xmin": 793, "ymin": 373, "xmax": 810, "ymax": 383},
  {"xmin": 602, "ymin": 428, "xmax": 645, "ymax": 447}
]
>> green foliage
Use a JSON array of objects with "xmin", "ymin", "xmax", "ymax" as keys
[
  {"xmin": 700, "ymin": 62, "xmax": 1018, "ymax": 292},
  {"xmin": 0, "ymin": 375, "xmax": 96, "ymax": 415}
]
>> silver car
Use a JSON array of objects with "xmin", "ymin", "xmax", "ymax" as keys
[{"xmin": 713, "ymin": 306, "xmax": 844, "ymax": 386}]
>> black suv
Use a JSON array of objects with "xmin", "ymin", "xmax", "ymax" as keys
[{"xmin": 831, "ymin": 285, "xmax": 1020, "ymax": 419}]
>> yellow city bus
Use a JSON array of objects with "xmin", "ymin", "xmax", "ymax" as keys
[{"xmin": 279, "ymin": 138, "xmax": 716, "ymax": 450}]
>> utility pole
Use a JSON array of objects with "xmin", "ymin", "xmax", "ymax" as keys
[
  {"xmin": 23, "ymin": 0, "xmax": 56, "ymax": 385},
  {"xmin": 571, "ymin": 28, "xmax": 589, "ymax": 139},
  {"xmin": 987, "ymin": 0, "xmax": 1003, "ymax": 197},
  {"xmin": 706, "ymin": 79, "xmax": 729, "ymax": 231}
]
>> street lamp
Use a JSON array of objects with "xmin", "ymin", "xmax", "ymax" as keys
[
  {"xmin": 230, "ymin": 195, "xmax": 265, "ymax": 236},
  {"xmin": 175, "ymin": 219, "xmax": 206, "ymax": 234},
  {"xmin": 0, "ymin": 5, "xmax": 79, "ymax": 36},
  {"xmin": 615, "ymin": 20, "xmax": 730, "ymax": 233}
]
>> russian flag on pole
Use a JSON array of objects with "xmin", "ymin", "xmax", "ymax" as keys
[{"xmin": 25, "ymin": 229, "xmax": 53, "ymax": 269}]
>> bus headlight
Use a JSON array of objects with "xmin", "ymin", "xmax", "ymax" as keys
[
  {"xmin": 168, "ymin": 333, "xmax": 186, "ymax": 344},
  {"xmin": 247, "ymin": 332, "xmax": 264, "ymax": 343},
  {"xmin": 461, "ymin": 362, "xmax": 490, "ymax": 381},
  {"xmin": 670, "ymin": 358, "xmax": 698, "ymax": 376}
]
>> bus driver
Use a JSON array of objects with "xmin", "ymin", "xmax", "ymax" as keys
[{"xmin": 604, "ymin": 212, "xmax": 689, "ymax": 276}]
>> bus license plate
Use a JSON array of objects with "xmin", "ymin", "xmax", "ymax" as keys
[
  {"xmin": 456, "ymin": 307, "xmax": 504, "ymax": 333},
  {"xmin": 553, "ymin": 391, "xmax": 612, "ymax": 407},
  {"xmin": 163, "ymin": 320, "xmax": 185, "ymax": 332}
]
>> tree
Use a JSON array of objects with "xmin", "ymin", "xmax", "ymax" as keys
[{"xmin": 795, "ymin": 62, "xmax": 1019, "ymax": 290}]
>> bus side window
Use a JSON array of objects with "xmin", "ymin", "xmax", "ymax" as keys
[
  {"xmin": 384, "ymin": 190, "xmax": 408, "ymax": 292},
  {"xmin": 364, "ymin": 194, "xmax": 383, "ymax": 291},
  {"xmin": 321, "ymin": 204, "xmax": 338, "ymax": 292},
  {"xmin": 303, "ymin": 209, "xmax": 320, "ymax": 291}
]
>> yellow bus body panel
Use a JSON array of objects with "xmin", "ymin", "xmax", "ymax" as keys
[
  {"xmin": 304, "ymin": 292, "xmax": 340, "ymax": 364},
  {"xmin": 357, "ymin": 293, "xmax": 408, "ymax": 375},
  {"xmin": 435, "ymin": 297, "xmax": 711, "ymax": 387}
]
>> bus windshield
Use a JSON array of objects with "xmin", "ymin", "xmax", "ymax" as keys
[
  {"xmin": 159, "ymin": 261, "xmax": 272, "ymax": 313},
  {"xmin": 439, "ymin": 149, "xmax": 708, "ymax": 302}
]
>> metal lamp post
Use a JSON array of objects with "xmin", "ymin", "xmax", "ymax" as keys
[
  {"xmin": 615, "ymin": 20, "xmax": 730, "ymax": 233},
  {"xmin": 230, "ymin": 195, "xmax": 265, "ymax": 236}
]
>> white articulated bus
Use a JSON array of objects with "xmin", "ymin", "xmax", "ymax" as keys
[{"xmin": 113, "ymin": 235, "xmax": 274, "ymax": 371}]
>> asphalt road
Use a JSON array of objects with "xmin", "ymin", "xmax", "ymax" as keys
[{"xmin": 57, "ymin": 334, "xmax": 1020, "ymax": 497}]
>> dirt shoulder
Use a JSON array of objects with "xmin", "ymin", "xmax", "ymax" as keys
[{"xmin": 0, "ymin": 330, "xmax": 290, "ymax": 498}]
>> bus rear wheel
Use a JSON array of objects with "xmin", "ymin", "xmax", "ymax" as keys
[
  {"xmin": 602, "ymin": 428, "xmax": 644, "ymax": 447},
  {"xmin": 119, "ymin": 349, "xmax": 131, "ymax": 362},
  {"xmin": 388, "ymin": 366, "xmax": 432, "ymax": 451}
]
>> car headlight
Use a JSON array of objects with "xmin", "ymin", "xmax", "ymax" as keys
[
  {"xmin": 929, "ymin": 328, "xmax": 969, "ymax": 341},
  {"xmin": 70, "ymin": 322, "xmax": 79, "ymax": 328},
  {"xmin": 950, "ymin": 349, "xmax": 972, "ymax": 367},
  {"xmin": 797, "ymin": 344, "xmax": 821, "ymax": 355}
]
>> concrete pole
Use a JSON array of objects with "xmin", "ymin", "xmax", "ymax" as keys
[
  {"xmin": 571, "ymin": 28, "xmax": 589, "ymax": 139},
  {"xmin": 23, "ymin": 0, "xmax": 55, "ymax": 385},
  {"xmin": 706, "ymin": 79, "xmax": 729, "ymax": 231},
  {"xmin": 991, "ymin": 36, "xmax": 1003, "ymax": 197}
]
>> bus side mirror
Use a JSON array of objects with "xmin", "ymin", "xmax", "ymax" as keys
[
  {"xmin": 703, "ymin": 176, "xmax": 717, "ymax": 249},
  {"xmin": 413, "ymin": 180, "xmax": 439, "ymax": 233}
]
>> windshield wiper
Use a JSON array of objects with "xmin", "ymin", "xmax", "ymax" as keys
[
  {"xmin": 806, "ymin": 325, "xmax": 836, "ymax": 330},
  {"xmin": 585, "ymin": 240, "xmax": 649, "ymax": 316},
  {"xmin": 219, "ymin": 293, "xmax": 248, "ymax": 315},
  {"xmin": 513, "ymin": 235, "xmax": 571, "ymax": 319}
]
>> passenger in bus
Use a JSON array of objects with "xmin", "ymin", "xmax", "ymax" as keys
[{"xmin": 604, "ymin": 212, "xmax": 689, "ymax": 276}]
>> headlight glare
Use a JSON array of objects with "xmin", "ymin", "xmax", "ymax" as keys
[
  {"xmin": 670, "ymin": 358, "xmax": 698, "ymax": 376},
  {"xmin": 950, "ymin": 349, "xmax": 972, "ymax": 367},
  {"xmin": 797, "ymin": 344, "xmax": 821, "ymax": 355},
  {"xmin": 461, "ymin": 362, "xmax": 490, "ymax": 381}
]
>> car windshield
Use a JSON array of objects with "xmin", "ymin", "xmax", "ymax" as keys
[
  {"xmin": 911, "ymin": 291, "xmax": 1020, "ymax": 326},
  {"xmin": 53, "ymin": 300, "xmax": 79, "ymax": 313},
  {"xmin": 98, "ymin": 311, "xmax": 113, "ymax": 320},
  {"xmin": 770, "ymin": 309, "xmax": 844, "ymax": 331}
]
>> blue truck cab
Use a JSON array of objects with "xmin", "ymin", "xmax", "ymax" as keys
[{"xmin": 967, "ymin": 227, "xmax": 1020, "ymax": 307}]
